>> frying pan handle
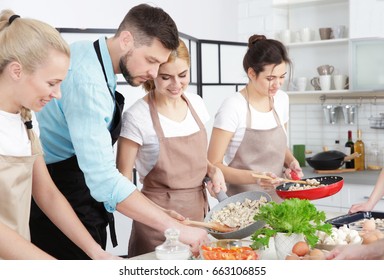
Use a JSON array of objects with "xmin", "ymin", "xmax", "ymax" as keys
[{"xmin": 216, "ymin": 190, "xmax": 228, "ymax": 202}]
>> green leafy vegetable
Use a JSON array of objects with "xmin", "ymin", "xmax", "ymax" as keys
[{"xmin": 251, "ymin": 198, "xmax": 332, "ymax": 249}]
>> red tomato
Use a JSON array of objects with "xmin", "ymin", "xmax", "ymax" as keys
[
  {"xmin": 290, "ymin": 170, "xmax": 300, "ymax": 180},
  {"xmin": 201, "ymin": 246, "xmax": 258, "ymax": 260}
]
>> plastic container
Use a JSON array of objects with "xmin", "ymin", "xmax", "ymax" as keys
[{"xmin": 155, "ymin": 228, "xmax": 191, "ymax": 260}]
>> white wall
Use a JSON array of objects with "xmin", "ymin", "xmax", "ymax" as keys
[
  {"xmin": 1, "ymin": 0, "xmax": 239, "ymax": 41},
  {"xmin": 2, "ymin": 0, "xmax": 243, "ymax": 257}
]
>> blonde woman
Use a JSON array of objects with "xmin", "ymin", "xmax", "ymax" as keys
[
  {"xmin": 117, "ymin": 39, "xmax": 226, "ymax": 257},
  {"xmin": 0, "ymin": 10, "xmax": 118, "ymax": 260}
]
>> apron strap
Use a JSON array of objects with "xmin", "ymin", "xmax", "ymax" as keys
[{"xmin": 93, "ymin": 39, "xmax": 118, "ymax": 248}]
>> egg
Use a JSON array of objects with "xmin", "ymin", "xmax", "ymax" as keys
[
  {"xmin": 292, "ymin": 241, "xmax": 309, "ymax": 257},
  {"xmin": 309, "ymin": 248, "xmax": 326, "ymax": 260},
  {"xmin": 362, "ymin": 231, "xmax": 378, "ymax": 244},
  {"xmin": 362, "ymin": 219, "xmax": 376, "ymax": 232}
]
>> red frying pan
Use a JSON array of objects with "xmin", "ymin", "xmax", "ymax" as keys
[{"xmin": 275, "ymin": 176, "xmax": 344, "ymax": 200}]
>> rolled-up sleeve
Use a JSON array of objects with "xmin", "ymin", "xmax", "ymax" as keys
[{"xmin": 62, "ymin": 74, "xmax": 135, "ymax": 212}]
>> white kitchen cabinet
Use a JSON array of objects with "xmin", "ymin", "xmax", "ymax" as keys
[
  {"xmin": 273, "ymin": 0, "xmax": 350, "ymax": 94},
  {"xmin": 312, "ymin": 187, "xmax": 346, "ymax": 213},
  {"xmin": 342, "ymin": 183, "xmax": 384, "ymax": 212},
  {"xmin": 312, "ymin": 183, "xmax": 384, "ymax": 213}
]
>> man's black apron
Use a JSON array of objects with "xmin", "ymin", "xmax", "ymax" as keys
[{"xmin": 30, "ymin": 39, "xmax": 124, "ymax": 260}]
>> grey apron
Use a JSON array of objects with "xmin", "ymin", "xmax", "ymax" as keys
[{"xmin": 227, "ymin": 96, "xmax": 286, "ymax": 202}]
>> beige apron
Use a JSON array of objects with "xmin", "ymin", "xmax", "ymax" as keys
[
  {"xmin": 0, "ymin": 125, "xmax": 39, "ymax": 244},
  {"xmin": 227, "ymin": 96, "xmax": 286, "ymax": 202},
  {"xmin": 127, "ymin": 93, "xmax": 208, "ymax": 257}
]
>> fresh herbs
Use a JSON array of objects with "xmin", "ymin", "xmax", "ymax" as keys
[{"xmin": 251, "ymin": 198, "xmax": 332, "ymax": 249}]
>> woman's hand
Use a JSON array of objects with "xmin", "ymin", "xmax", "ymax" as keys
[
  {"xmin": 205, "ymin": 165, "xmax": 227, "ymax": 198},
  {"xmin": 284, "ymin": 160, "xmax": 304, "ymax": 179},
  {"xmin": 349, "ymin": 202, "xmax": 373, "ymax": 214},
  {"xmin": 253, "ymin": 171, "xmax": 284, "ymax": 189}
]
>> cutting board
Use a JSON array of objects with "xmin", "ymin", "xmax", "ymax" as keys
[{"xmin": 314, "ymin": 168, "xmax": 356, "ymax": 174}]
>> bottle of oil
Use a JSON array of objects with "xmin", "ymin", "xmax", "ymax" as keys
[
  {"xmin": 354, "ymin": 129, "xmax": 365, "ymax": 170},
  {"xmin": 344, "ymin": 130, "xmax": 354, "ymax": 169}
]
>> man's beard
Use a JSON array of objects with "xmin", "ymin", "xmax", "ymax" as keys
[{"xmin": 119, "ymin": 53, "xmax": 138, "ymax": 87}]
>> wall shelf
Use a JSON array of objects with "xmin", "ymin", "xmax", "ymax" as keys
[
  {"xmin": 273, "ymin": 0, "xmax": 347, "ymax": 8},
  {"xmin": 286, "ymin": 38, "xmax": 348, "ymax": 48}
]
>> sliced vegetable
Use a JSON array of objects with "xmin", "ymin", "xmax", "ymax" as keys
[{"xmin": 201, "ymin": 245, "xmax": 258, "ymax": 260}]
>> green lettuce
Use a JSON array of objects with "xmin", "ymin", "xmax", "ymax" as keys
[{"xmin": 251, "ymin": 198, "xmax": 332, "ymax": 249}]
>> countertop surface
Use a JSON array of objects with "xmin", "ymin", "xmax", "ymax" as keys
[
  {"xmin": 301, "ymin": 167, "xmax": 381, "ymax": 186},
  {"xmin": 128, "ymin": 212, "xmax": 344, "ymax": 260}
]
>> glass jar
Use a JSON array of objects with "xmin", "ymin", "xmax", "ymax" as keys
[
  {"xmin": 155, "ymin": 228, "xmax": 191, "ymax": 260},
  {"xmin": 367, "ymin": 143, "xmax": 382, "ymax": 170}
]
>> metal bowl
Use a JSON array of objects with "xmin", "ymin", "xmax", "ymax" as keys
[{"xmin": 204, "ymin": 191, "xmax": 271, "ymax": 239}]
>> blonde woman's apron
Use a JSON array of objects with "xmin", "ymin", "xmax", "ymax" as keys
[
  {"xmin": 127, "ymin": 93, "xmax": 208, "ymax": 257},
  {"xmin": 0, "ymin": 126, "xmax": 39, "ymax": 245},
  {"xmin": 227, "ymin": 97, "xmax": 286, "ymax": 202}
]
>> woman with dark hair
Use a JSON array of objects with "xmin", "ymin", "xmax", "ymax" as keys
[{"xmin": 208, "ymin": 34, "xmax": 303, "ymax": 202}]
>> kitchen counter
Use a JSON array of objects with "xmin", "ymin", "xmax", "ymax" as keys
[
  {"xmin": 302, "ymin": 167, "xmax": 381, "ymax": 186},
  {"xmin": 128, "ymin": 212, "xmax": 343, "ymax": 260}
]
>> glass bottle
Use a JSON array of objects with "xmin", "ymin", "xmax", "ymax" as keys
[
  {"xmin": 354, "ymin": 129, "xmax": 365, "ymax": 170},
  {"xmin": 344, "ymin": 130, "xmax": 354, "ymax": 168},
  {"xmin": 155, "ymin": 228, "xmax": 191, "ymax": 260}
]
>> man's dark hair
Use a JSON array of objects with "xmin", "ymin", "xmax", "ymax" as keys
[{"xmin": 116, "ymin": 4, "xmax": 179, "ymax": 50}]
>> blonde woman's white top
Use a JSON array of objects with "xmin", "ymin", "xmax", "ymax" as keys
[
  {"xmin": 120, "ymin": 92, "xmax": 210, "ymax": 181},
  {"xmin": 0, "ymin": 110, "xmax": 39, "ymax": 157}
]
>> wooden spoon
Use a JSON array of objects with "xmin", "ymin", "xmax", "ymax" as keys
[
  {"xmin": 251, "ymin": 173, "xmax": 319, "ymax": 186},
  {"xmin": 182, "ymin": 219, "xmax": 239, "ymax": 233}
]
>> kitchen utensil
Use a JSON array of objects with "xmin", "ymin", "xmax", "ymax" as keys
[
  {"xmin": 326, "ymin": 211, "xmax": 384, "ymax": 228},
  {"xmin": 204, "ymin": 190, "xmax": 272, "ymax": 239},
  {"xmin": 319, "ymin": 27, "xmax": 332, "ymax": 40},
  {"xmin": 311, "ymin": 77, "xmax": 321, "ymax": 90},
  {"xmin": 275, "ymin": 176, "xmax": 344, "ymax": 200},
  {"xmin": 342, "ymin": 104, "xmax": 357, "ymax": 124},
  {"xmin": 323, "ymin": 105, "xmax": 340, "ymax": 124},
  {"xmin": 317, "ymin": 64, "xmax": 334, "ymax": 75},
  {"xmin": 319, "ymin": 75, "xmax": 331, "ymax": 91},
  {"xmin": 182, "ymin": 219, "xmax": 239, "ymax": 233},
  {"xmin": 251, "ymin": 173, "xmax": 320, "ymax": 186},
  {"xmin": 306, "ymin": 150, "xmax": 359, "ymax": 170}
]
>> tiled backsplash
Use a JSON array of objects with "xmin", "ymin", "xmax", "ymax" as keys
[{"xmin": 289, "ymin": 101, "xmax": 384, "ymax": 166}]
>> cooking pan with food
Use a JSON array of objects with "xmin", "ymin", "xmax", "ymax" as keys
[
  {"xmin": 204, "ymin": 190, "xmax": 272, "ymax": 239},
  {"xmin": 306, "ymin": 150, "xmax": 359, "ymax": 170},
  {"xmin": 275, "ymin": 176, "xmax": 344, "ymax": 200}
]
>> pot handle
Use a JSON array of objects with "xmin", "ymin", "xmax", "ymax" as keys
[
  {"xmin": 344, "ymin": 152, "xmax": 360, "ymax": 161},
  {"xmin": 204, "ymin": 176, "xmax": 228, "ymax": 202},
  {"xmin": 216, "ymin": 190, "xmax": 228, "ymax": 202}
]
